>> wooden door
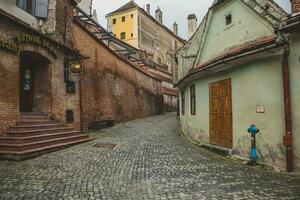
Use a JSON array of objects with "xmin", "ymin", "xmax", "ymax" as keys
[
  {"xmin": 20, "ymin": 66, "xmax": 34, "ymax": 112},
  {"xmin": 209, "ymin": 79, "xmax": 232, "ymax": 148}
]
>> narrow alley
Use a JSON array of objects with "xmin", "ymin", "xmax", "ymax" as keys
[{"xmin": 0, "ymin": 113, "xmax": 299, "ymax": 200}]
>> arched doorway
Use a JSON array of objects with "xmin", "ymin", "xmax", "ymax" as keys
[{"xmin": 19, "ymin": 51, "xmax": 51, "ymax": 113}]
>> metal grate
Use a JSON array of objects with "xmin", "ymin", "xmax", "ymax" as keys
[{"xmin": 93, "ymin": 143, "xmax": 117, "ymax": 149}]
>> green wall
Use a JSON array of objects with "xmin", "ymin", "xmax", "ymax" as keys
[
  {"xmin": 196, "ymin": 0, "xmax": 274, "ymax": 66},
  {"xmin": 179, "ymin": 55, "xmax": 296, "ymax": 170}
]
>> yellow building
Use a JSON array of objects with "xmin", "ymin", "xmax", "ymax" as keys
[
  {"xmin": 106, "ymin": 1, "xmax": 185, "ymax": 74},
  {"xmin": 106, "ymin": 2, "xmax": 139, "ymax": 48}
]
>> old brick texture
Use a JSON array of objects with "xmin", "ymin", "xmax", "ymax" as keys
[
  {"xmin": 72, "ymin": 22, "xmax": 164, "ymax": 130},
  {"xmin": 0, "ymin": 13, "xmax": 80, "ymax": 135},
  {"xmin": 292, "ymin": 0, "xmax": 300, "ymax": 13}
]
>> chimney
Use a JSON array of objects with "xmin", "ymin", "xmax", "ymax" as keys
[
  {"xmin": 146, "ymin": 4, "xmax": 150, "ymax": 15},
  {"xmin": 188, "ymin": 14, "xmax": 197, "ymax": 39},
  {"xmin": 173, "ymin": 22, "xmax": 178, "ymax": 36},
  {"xmin": 291, "ymin": 0, "xmax": 300, "ymax": 14},
  {"xmin": 155, "ymin": 7, "xmax": 163, "ymax": 24},
  {"xmin": 92, "ymin": 9, "xmax": 98, "ymax": 22}
]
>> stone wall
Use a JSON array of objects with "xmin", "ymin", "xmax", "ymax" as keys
[{"xmin": 73, "ymin": 22, "xmax": 164, "ymax": 130}]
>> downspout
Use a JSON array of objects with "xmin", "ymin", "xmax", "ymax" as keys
[
  {"xmin": 79, "ymin": 72, "xmax": 84, "ymax": 132},
  {"xmin": 277, "ymin": 23, "xmax": 294, "ymax": 172},
  {"xmin": 282, "ymin": 44, "xmax": 293, "ymax": 172}
]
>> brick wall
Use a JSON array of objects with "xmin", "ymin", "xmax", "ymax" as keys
[
  {"xmin": 0, "ymin": 14, "xmax": 80, "ymax": 134},
  {"xmin": 42, "ymin": 0, "xmax": 74, "ymax": 46},
  {"xmin": 292, "ymin": 0, "xmax": 300, "ymax": 14},
  {"xmin": 72, "ymin": 22, "xmax": 164, "ymax": 130}
]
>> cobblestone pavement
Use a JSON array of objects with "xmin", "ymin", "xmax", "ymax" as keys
[{"xmin": 0, "ymin": 113, "xmax": 300, "ymax": 200}]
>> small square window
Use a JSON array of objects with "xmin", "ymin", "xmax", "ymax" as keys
[
  {"xmin": 120, "ymin": 32, "xmax": 126, "ymax": 40},
  {"xmin": 122, "ymin": 16, "xmax": 126, "ymax": 22},
  {"xmin": 131, "ymin": 14, "xmax": 134, "ymax": 18},
  {"xmin": 131, "ymin": 33, "xmax": 133, "ymax": 37},
  {"xmin": 225, "ymin": 14, "xmax": 232, "ymax": 26},
  {"xmin": 113, "ymin": 18, "xmax": 116, "ymax": 24}
]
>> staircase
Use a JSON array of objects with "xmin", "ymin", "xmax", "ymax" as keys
[{"xmin": 0, "ymin": 112, "xmax": 93, "ymax": 160}]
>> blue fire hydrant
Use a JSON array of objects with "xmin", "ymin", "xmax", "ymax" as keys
[{"xmin": 247, "ymin": 124, "xmax": 260, "ymax": 165}]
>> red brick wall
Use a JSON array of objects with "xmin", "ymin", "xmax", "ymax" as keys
[
  {"xmin": 42, "ymin": 0, "xmax": 74, "ymax": 46},
  {"xmin": 72, "ymin": 22, "xmax": 164, "ymax": 130},
  {"xmin": 0, "ymin": 16, "xmax": 80, "ymax": 134},
  {"xmin": 292, "ymin": 0, "xmax": 300, "ymax": 14}
]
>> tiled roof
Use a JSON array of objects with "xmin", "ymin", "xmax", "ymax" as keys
[{"xmin": 106, "ymin": 1, "xmax": 138, "ymax": 16}]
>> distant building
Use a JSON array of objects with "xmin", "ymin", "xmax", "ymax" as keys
[
  {"xmin": 106, "ymin": 0, "xmax": 185, "ymax": 74},
  {"xmin": 106, "ymin": 1, "xmax": 185, "ymax": 112}
]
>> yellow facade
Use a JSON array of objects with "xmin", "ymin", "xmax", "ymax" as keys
[{"xmin": 107, "ymin": 8, "xmax": 139, "ymax": 48}]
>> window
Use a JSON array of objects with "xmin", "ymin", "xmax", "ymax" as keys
[
  {"xmin": 120, "ymin": 32, "xmax": 126, "ymax": 40},
  {"xmin": 113, "ymin": 18, "xmax": 116, "ymax": 24},
  {"xmin": 17, "ymin": 0, "xmax": 49, "ymax": 18},
  {"xmin": 181, "ymin": 91, "xmax": 185, "ymax": 115},
  {"xmin": 122, "ymin": 16, "xmax": 126, "ymax": 22},
  {"xmin": 225, "ymin": 14, "xmax": 232, "ymax": 25},
  {"xmin": 190, "ymin": 85, "xmax": 196, "ymax": 115},
  {"xmin": 17, "ymin": 0, "xmax": 34, "ymax": 15},
  {"xmin": 131, "ymin": 33, "xmax": 133, "ymax": 37},
  {"xmin": 131, "ymin": 14, "xmax": 134, "ymax": 18}
]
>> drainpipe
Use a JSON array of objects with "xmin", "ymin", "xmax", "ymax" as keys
[
  {"xmin": 79, "ymin": 73, "xmax": 84, "ymax": 132},
  {"xmin": 282, "ymin": 45, "xmax": 294, "ymax": 172}
]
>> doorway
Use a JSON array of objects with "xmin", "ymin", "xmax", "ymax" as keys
[
  {"xmin": 209, "ymin": 79, "xmax": 233, "ymax": 149},
  {"xmin": 19, "ymin": 51, "xmax": 51, "ymax": 113}
]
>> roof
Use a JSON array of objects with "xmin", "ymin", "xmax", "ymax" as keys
[
  {"xmin": 175, "ymin": 0, "xmax": 288, "ymax": 86},
  {"xmin": 106, "ymin": 0, "xmax": 137, "ymax": 16},
  {"xmin": 175, "ymin": 35, "xmax": 282, "ymax": 87},
  {"xmin": 279, "ymin": 13, "xmax": 300, "ymax": 32},
  {"xmin": 106, "ymin": 1, "xmax": 186, "ymax": 43}
]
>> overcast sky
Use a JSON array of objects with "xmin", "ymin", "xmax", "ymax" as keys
[{"xmin": 92, "ymin": 0, "xmax": 291, "ymax": 40}]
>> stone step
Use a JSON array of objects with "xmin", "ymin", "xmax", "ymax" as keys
[
  {"xmin": 0, "ymin": 137, "xmax": 94, "ymax": 160},
  {"xmin": 20, "ymin": 112, "xmax": 47, "ymax": 116},
  {"xmin": 4, "ymin": 127, "xmax": 74, "ymax": 137},
  {"xmin": 9, "ymin": 124, "xmax": 66, "ymax": 131},
  {"xmin": 16, "ymin": 120, "xmax": 57, "ymax": 126},
  {"xmin": 0, "ymin": 134, "xmax": 90, "ymax": 151},
  {"xmin": 19, "ymin": 115, "xmax": 50, "ymax": 120},
  {"xmin": 0, "ymin": 131, "xmax": 80, "ymax": 144}
]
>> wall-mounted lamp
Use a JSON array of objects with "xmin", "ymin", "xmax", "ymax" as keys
[{"xmin": 70, "ymin": 63, "xmax": 84, "ymax": 74}]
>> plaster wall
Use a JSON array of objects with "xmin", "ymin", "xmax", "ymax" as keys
[
  {"xmin": 196, "ymin": 0, "xmax": 274, "ymax": 66},
  {"xmin": 179, "ymin": 56, "xmax": 297, "ymax": 171},
  {"xmin": 107, "ymin": 8, "xmax": 139, "ymax": 48}
]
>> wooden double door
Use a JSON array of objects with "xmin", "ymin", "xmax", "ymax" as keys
[{"xmin": 209, "ymin": 79, "xmax": 232, "ymax": 149}]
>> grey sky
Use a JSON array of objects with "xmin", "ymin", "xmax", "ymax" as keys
[{"xmin": 92, "ymin": 0, "xmax": 291, "ymax": 40}]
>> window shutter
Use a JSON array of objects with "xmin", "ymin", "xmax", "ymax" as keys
[
  {"xmin": 16, "ymin": 0, "xmax": 27, "ymax": 10},
  {"xmin": 34, "ymin": 0, "xmax": 48, "ymax": 18}
]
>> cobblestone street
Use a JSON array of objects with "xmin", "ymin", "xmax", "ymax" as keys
[{"xmin": 0, "ymin": 113, "xmax": 300, "ymax": 200}]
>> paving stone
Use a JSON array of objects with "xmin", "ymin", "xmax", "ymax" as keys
[{"xmin": 0, "ymin": 113, "xmax": 300, "ymax": 199}]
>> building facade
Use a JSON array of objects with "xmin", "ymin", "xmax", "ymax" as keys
[
  {"xmin": 106, "ymin": 1, "xmax": 185, "ymax": 112},
  {"xmin": 176, "ymin": 0, "xmax": 300, "ymax": 172},
  {"xmin": 0, "ymin": 0, "xmax": 93, "ymax": 159},
  {"xmin": 72, "ymin": 6, "xmax": 164, "ymax": 130}
]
